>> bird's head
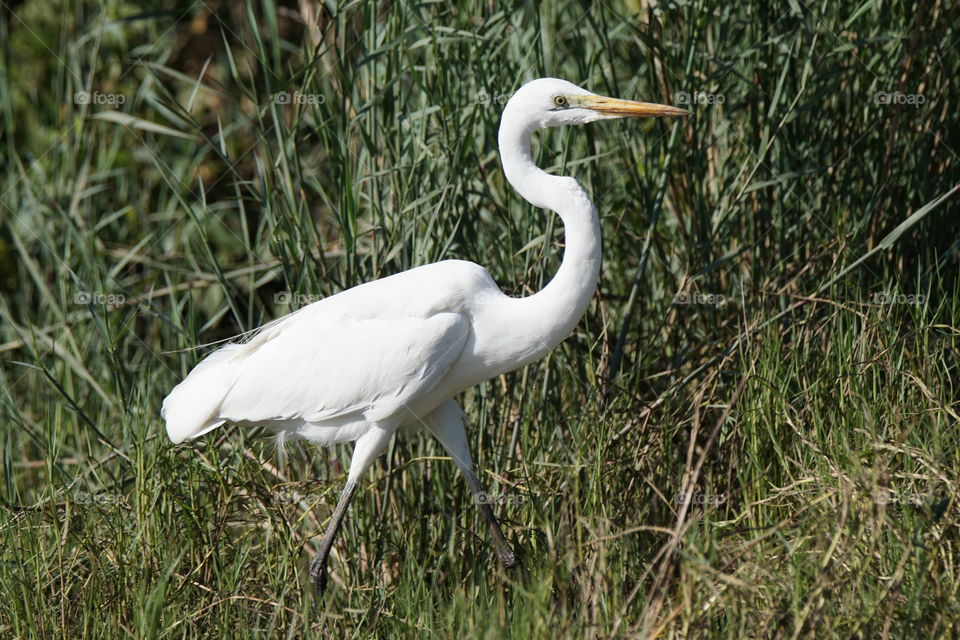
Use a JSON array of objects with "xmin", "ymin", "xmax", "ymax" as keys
[{"xmin": 503, "ymin": 77, "xmax": 688, "ymax": 129}]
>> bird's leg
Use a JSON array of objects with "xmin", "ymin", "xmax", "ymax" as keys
[
  {"xmin": 309, "ymin": 425, "xmax": 394, "ymax": 596},
  {"xmin": 461, "ymin": 466, "xmax": 521, "ymax": 570},
  {"xmin": 308, "ymin": 479, "xmax": 357, "ymax": 595},
  {"xmin": 423, "ymin": 400, "xmax": 522, "ymax": 571}
]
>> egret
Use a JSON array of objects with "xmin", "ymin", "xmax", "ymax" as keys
[{"xmin": 162, "ymin": 78, "xmax": 687, "ymax": 594}]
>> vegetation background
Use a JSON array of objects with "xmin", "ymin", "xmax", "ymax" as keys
[{"xmin": 1, "ymin": 0, "xmax": 957, "ymax": 637}]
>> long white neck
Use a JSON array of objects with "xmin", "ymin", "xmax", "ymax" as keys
[{"xmin": 492, "ymin": 111, "xmax": 601, "ymax": 367}]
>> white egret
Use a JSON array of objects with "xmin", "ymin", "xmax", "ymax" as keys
[{"xmin": 162, "ymin": 78, "xmax": 687, "ymax": 594}]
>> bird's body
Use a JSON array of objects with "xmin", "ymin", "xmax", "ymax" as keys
[
  {"xmin": 164, "ymin": 260, "xmax": 497, "ymax": 446},
  {"xmin": 163, "ymin": 78, "xmax": 686, "ymax": 594},
  {"xmin": 165, "ymin": 176, "xmax": 596, "ymax": 448}
]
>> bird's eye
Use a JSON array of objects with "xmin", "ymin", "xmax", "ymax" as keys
[{"xmin": 553, "ymin": 95, "xmax": 568, "ymax": 108}]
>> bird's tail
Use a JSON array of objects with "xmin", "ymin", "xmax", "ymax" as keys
[{"xmin": 162, "ymin": 344, "xmax": 244, "ymax": 443}]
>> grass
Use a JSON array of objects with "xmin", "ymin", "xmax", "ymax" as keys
[{"xmin": 1, "ymin": 0, "xmax": 958, "ymax": 637}]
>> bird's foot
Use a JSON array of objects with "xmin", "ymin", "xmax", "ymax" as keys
[
  {"xmin": 500, "ymin": 548, "xmax": 522, "ymax": 571},
  {"xmin": 308, "ymin": 555, "xmax": 329, "ymax": 597}
]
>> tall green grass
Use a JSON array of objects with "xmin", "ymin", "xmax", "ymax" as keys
[{"xmin": 1, "ymin": 0, "xmax": 957, "ymax": 637}]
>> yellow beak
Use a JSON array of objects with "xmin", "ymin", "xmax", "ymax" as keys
[{"xmin": 579, "ymin": 95, "xmax": 689, "ymax": 118}]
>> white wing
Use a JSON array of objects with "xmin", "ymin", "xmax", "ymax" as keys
[
  {"xmin": 227, "ymin": 311, "xmax": 468, "ymax": 420},
  {"xmin": 162, "ymin": 261, "xmax": 494, "ymax": 444}
]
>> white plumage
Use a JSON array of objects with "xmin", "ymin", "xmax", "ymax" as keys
[
  {"xmin": 162, "ymin": 78, "xmax": 687, "ymax": 594},
  {"xmin": 164, "ymin": 262, "xmax": 484, "ymax": 445}
]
